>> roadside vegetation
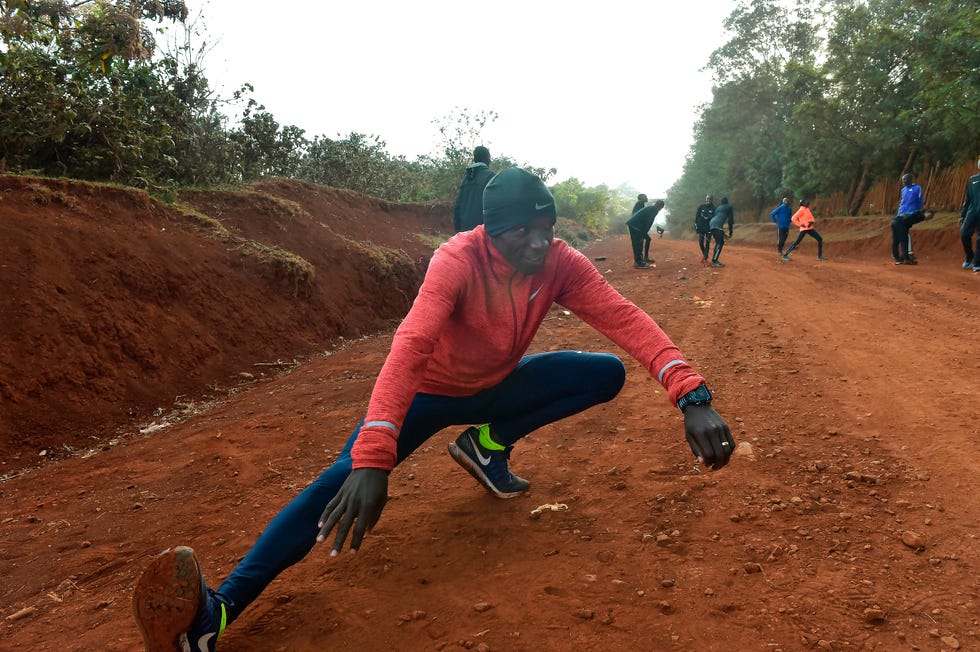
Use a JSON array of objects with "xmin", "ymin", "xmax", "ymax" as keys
[
  {"xmin": 667, "ymin": 0, "xmax": 978, "ymax": 230},
  {"xmin": 1, "ymin": 1, "xmax": 976, "ymax": 238}
]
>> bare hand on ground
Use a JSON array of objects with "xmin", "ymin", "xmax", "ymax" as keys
[
  {"xmin": 683, "ymin": 405, "xmax": 735, "ymax": 469},
  {"xmin": 317, "ymin": 467, "xmax": 388, "ymax": 556}
]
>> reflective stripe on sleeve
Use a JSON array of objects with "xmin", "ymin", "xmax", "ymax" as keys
[
  {"xmin": 363, "ymin": 421, "xmax": 398, "ymax": 434},
  {"xmin": 657, "ymin": 359, "xmax": 684, "ymax": 383}
]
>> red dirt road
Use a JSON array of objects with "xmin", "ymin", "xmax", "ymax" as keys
[{"xmin": 2, "ymin": 183, "xmax": 978, "ymax": 651}]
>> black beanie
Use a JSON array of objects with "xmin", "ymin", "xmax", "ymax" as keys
[
  {"xmin": 482, "ymin": 168, "xmax": 557, "ymax": 236},
  {"xmin": 473, "ymin": 146, "xmax": 491, "ymax": 164}
]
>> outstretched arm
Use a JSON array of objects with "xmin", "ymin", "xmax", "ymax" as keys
[
  {"xmin": 315, "ymin": 246, "xmax": 462, "ymax": 554},
  {"xmin": 555, "ymin": 248, "xmax": 736, "ymax": 470}
]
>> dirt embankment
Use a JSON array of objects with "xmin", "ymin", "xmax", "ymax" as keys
[{"xmin": 0, "ymin": 176, "xmax": 451, "ymax": 466}]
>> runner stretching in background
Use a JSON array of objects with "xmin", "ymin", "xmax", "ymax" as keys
[
  {"xmin": 708, "ymin": 196, "xmax": 733, "ymax": 267},
  {"xmin": 781, "ymin": 199, "xmax": 826, "ymax": 261},
  {"xmin": 959, "ymin": 157, "xmax": 980, "ymax": 272},
  {"xmin": 627, "ymin": 195, "xmax": 664, "ymax": 268}
]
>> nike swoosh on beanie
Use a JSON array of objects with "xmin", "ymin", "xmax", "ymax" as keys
[{"xmin": 482, "ymin": 167, "xmax": 558, "ymax": 236}]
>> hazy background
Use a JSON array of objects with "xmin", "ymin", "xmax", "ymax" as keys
[{"xmin": 174, "ymin": 0, "xmax": 739, "ymax": 198}]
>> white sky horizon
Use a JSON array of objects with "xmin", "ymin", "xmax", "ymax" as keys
[{"xmin": 171, "ymin": 1, "xmax": 739, "ymax": 200}]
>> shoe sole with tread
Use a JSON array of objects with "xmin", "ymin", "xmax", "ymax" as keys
[{"xmin": 133, "ymin": 547, "xmax": 204, "ymax": 652}]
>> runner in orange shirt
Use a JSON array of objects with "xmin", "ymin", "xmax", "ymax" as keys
[{"xmin": 780, "ymin": 199, "xmax": 826, "ymax": 261}]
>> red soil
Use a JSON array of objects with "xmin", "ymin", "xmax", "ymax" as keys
[{"xmin": 1, "ymin": 177, "xmax": 977, "ymax": 651}]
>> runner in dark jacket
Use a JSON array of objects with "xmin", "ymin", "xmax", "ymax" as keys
[
  {"xmin": 626, "ymin": 197, "xmax": 664, "ymax": 268},
  {"xmin": 708, "ymin": 197, "xmax": 733, "ymax": 267},
  {"xmin": 631, "ymin": 193, "xmax": 648, "ymax": 217},
  {"xmin": 453, "ymin": 146, "xmax": 495, "ymax": 232},
  {"xmin": 694, "ymin": 195, "xmax": 715, "ymax": 266},
  {"xmin": 959, "ymin": 158, "xmax": 980, "ymax": 271}
]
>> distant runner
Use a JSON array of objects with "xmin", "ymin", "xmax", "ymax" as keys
[
  {"xmin": 781, "ymin": 199, "xmax": 826, "ymax": 261},
  {"xmin": 959, "ymin": 157, "xmax": 980, "ymax": 272},
  {"xmin": 693, "ymin": 194, "xmax": 715, "ymax": 266},
  {"xmin": 626, "ymin": 195, "xmax": 665, "ymax": 268},
  {"xmin": 453, "ymin": 145, "xmax": 495, "ymax": 233},
  {"xmin": 770, "ymin": 197, "xmax": 792, "ymax": 258},
  {"xmin": 892, "ymin": 173, "xmax": 927, "ymax": 265},
  {"xmin": 708, "ymin": 196, "xmax": 734, "ymax": 267}
]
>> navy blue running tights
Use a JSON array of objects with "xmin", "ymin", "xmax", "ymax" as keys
[{"xmin": 215, "ymin": 351, "xmax": 626, "ymax": 619}]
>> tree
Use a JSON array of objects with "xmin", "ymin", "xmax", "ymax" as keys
[
  {"xmin": 908, "ymin": 0, "xmax": 980, "ymax": 162},
  {"xmin": 706, "ymin": 0, "xmax": 794, "ymax": 84},
  {"xmin": 550, "ymin": 178, "xmax": 613, "ymax": 231},
  {"xmin": 669, "ymin": 0, "xmax": 977, "ymax": 220},
  {"xmin": 667, "ymin": 0, "xmax": 824, "ymax": 227},
  {"xmin": 0, "ymin": 1, "xmax": 188, "ymax": 72},
  {"xmin": 419, "ymin": 107, "xmax": 499, "ymax": 201},
  {"xmin": 297, "ymin": 133, "xmax": 427, "ymax": 201},
  {"xmin": 229, "ymin": 98, "xmax": 306, "ymax": 181},
  {"xmin": 0, "ymin": 0, "xmax": 190, "ymax": 183}
]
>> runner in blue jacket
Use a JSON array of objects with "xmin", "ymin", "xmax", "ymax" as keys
[
  {"xmin": 892, "ymin": 173, "xmax": 925, "ymax": 264},
  {"xmin": 770, "ymin": 197, "xmax": 792, "ymax": 257}
]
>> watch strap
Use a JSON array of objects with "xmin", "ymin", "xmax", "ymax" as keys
[{"xmin": 677, "ymin": 384, "xmax": 712, "ymax": 412}]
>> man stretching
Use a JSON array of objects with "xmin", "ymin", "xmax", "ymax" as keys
[{"xmin": 132, "ymin": 168, "xmax": 735, "ymax": 652}]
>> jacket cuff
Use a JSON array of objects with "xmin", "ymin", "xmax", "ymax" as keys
[{"xmin": 351, "ymin": 428, "xmax": 398, "ymax": 472}]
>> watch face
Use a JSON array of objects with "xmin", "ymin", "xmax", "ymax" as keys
[
  {"xmin": 690, "ymin": 385, "xmax": 711, "ymax": 402},
  {"xmin": 679, "ymin": 385, "xmax": 712, "ymax": 411}
]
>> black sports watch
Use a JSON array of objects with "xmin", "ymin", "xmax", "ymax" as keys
[{"xmin": 677, "ymin": 384, "xmax": 712, "ymax": 413}]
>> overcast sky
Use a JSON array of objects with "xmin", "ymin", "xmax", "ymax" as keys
[{"xmin": 172, "ymin": 1, "xmax": 738, "ymax": 198}]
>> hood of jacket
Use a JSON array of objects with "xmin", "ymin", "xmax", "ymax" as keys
[{"xmin": 464, "ymin": 162, "xmax": 489, "ymax": 180}]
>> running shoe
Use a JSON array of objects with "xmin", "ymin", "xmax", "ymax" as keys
[
  {"xmin": 817, "ymin": 256, "xmax": 827, "ymax": 260},
  {"xmin": 185, "ymin": 586, "xmax": 227, "ymax": 652},
  {"xmin": 710, "ymin": 260, "xmax": 725, "ymax": 267},
  {"xmin": 133, "ymin": 547, "xmax": 226, "ymax": 652},
  {"xmin": 963, "ymin": 261, "xmax": 972, "ymax": 269},
  {"xmin": 633, "ymin": 262, "xmax": 650, "ymax": 269},
  {"xmin": 973, "ymin": 266, "xmax": 980, "ymax": 273},
  {"xmin": 780, "ymin": 254, "xmax": 791, "ymax": 261},
  {"xmin": 448, "ymin": 427, "xmax": 529, "ymax": 498}
]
